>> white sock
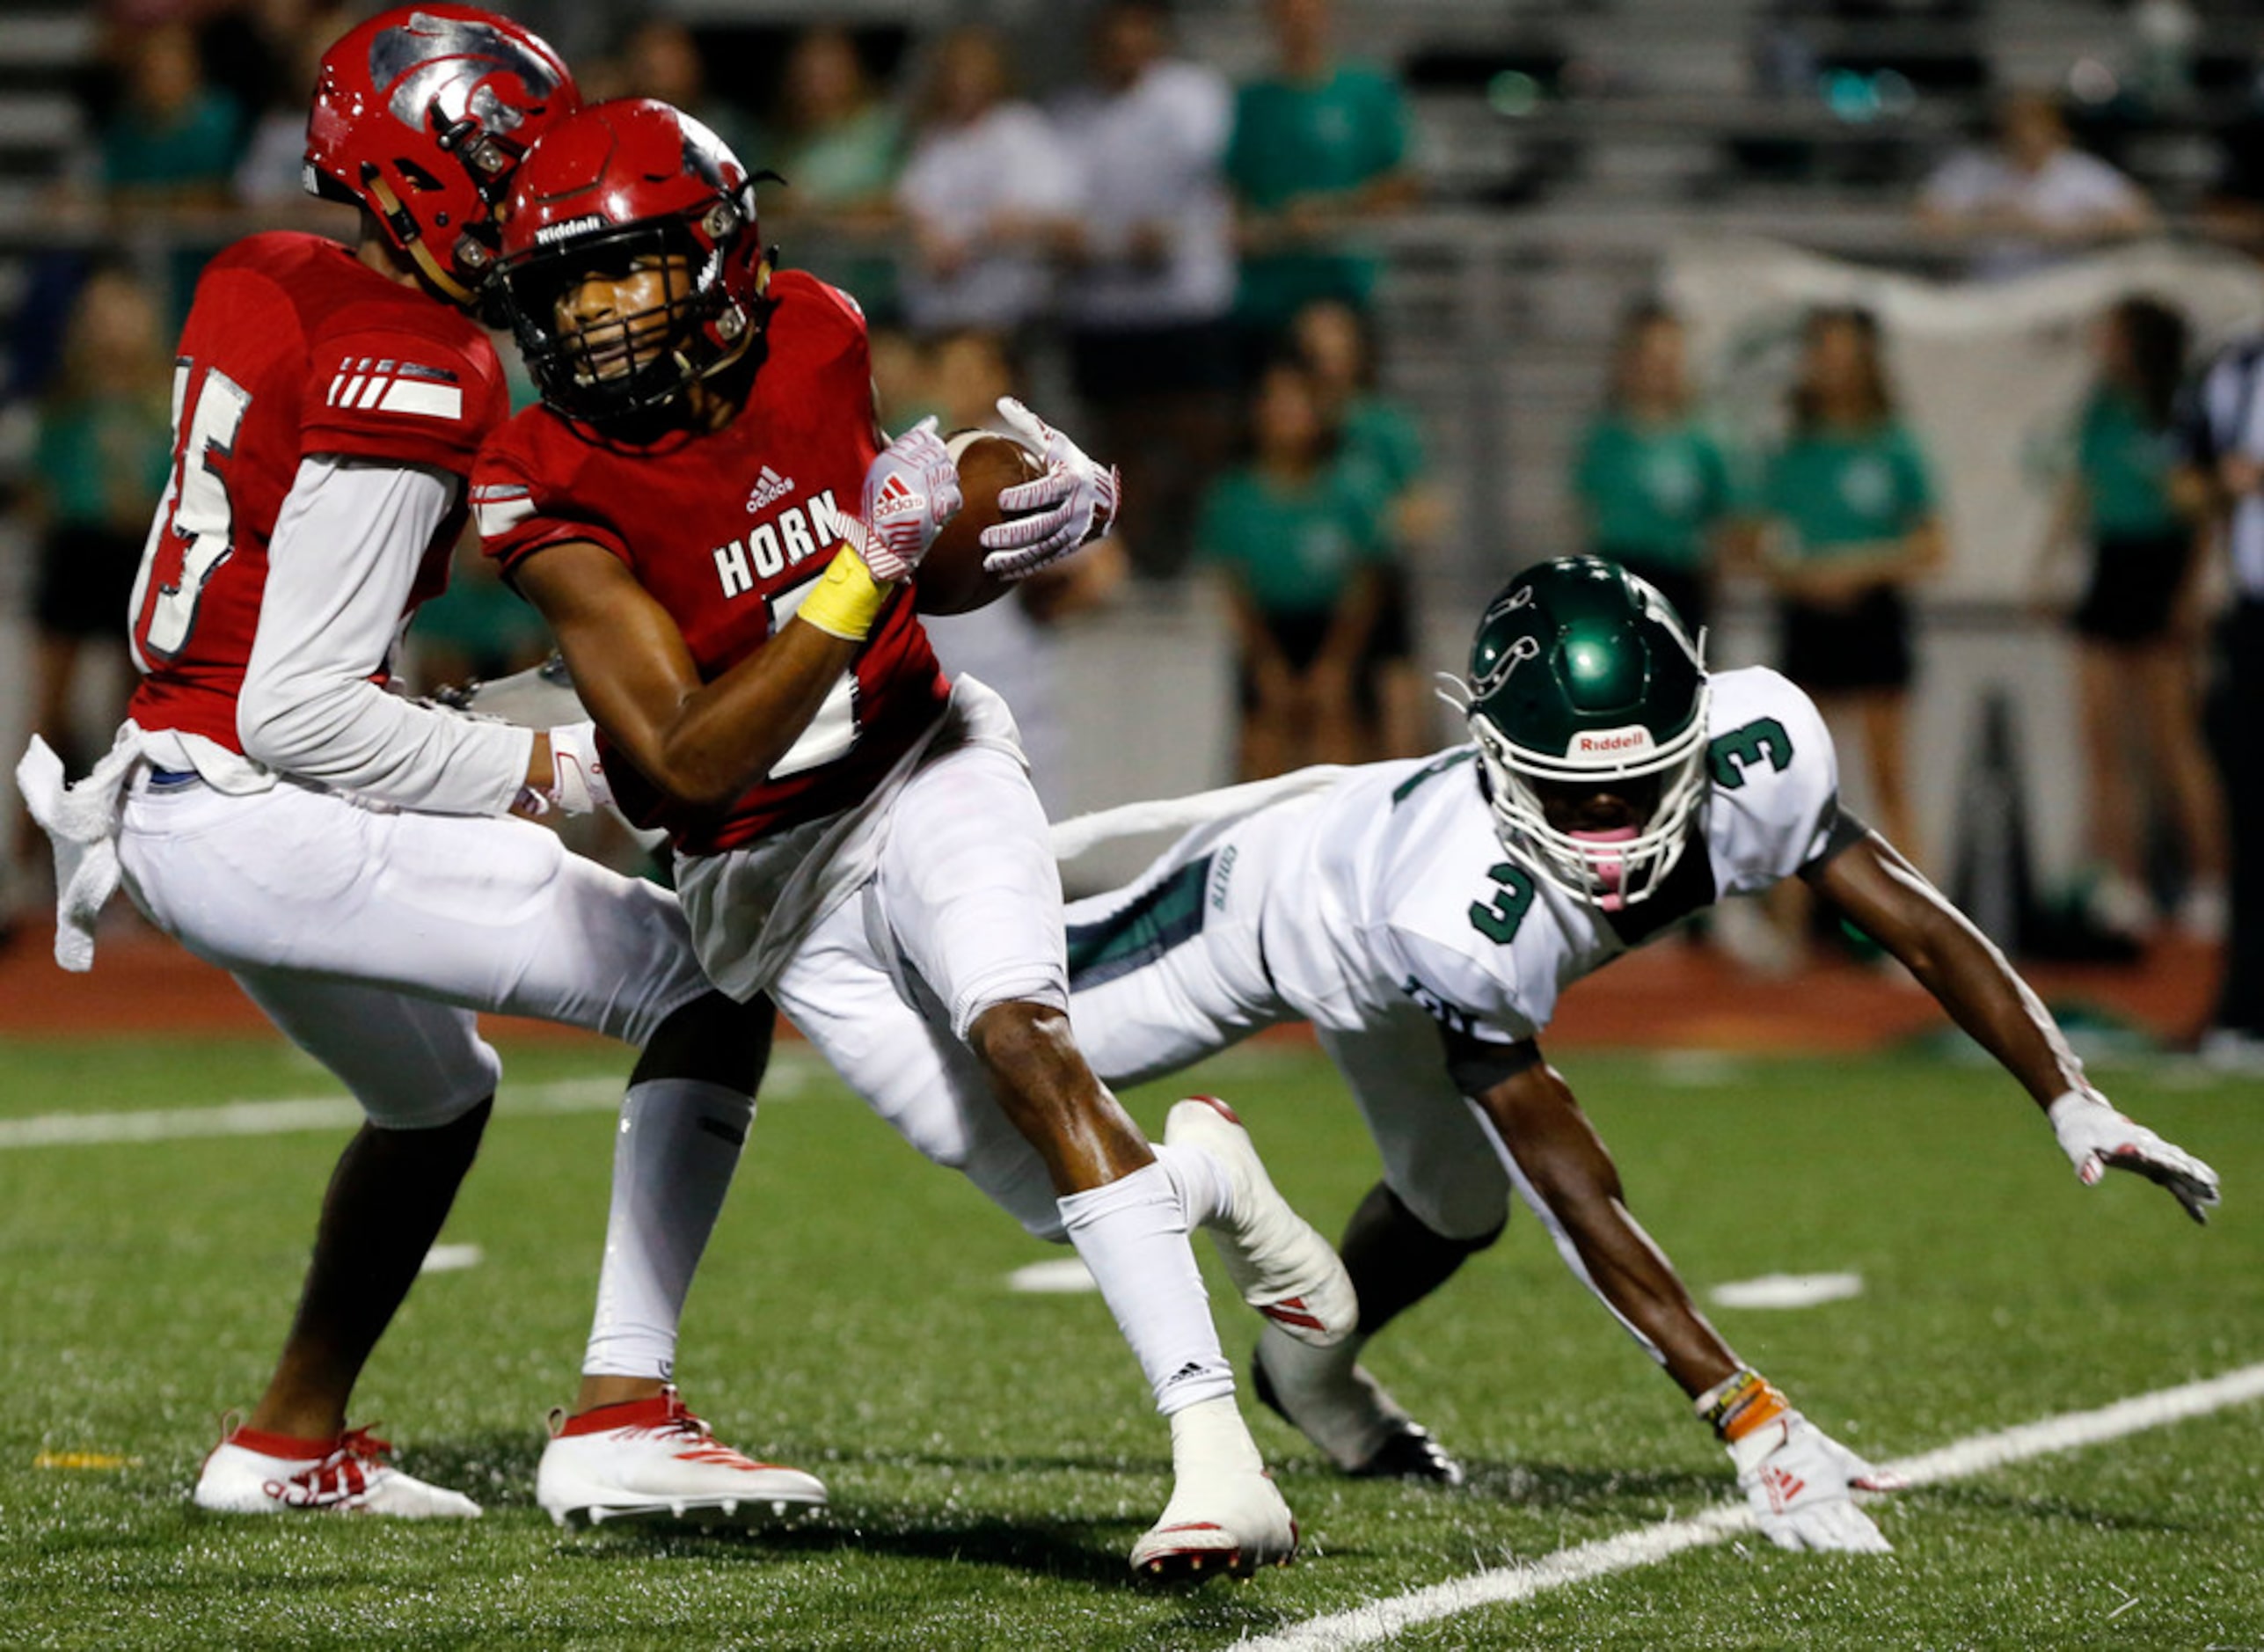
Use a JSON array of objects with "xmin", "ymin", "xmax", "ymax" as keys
[
  {"xmin": 1058, "ymin": 1161, "xmax": 1235, "ymax": 1415},
  {"xmin": 581, "ymin": 1078, "xmax": 753, "ymax": 1379},
  {"xmin": 1151, "ymin": 1140, "xmax": 1234, "ymax": 1229}
]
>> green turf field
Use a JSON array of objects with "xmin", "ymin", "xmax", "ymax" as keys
[{"xmin": 1, "ymin": 1036, "xmax": 2258, "ymax": 1649}]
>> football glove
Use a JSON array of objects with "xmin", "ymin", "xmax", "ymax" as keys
[
  {"xmin": 859, "ymin": 416, "xmax": 962, "ymax": 582},
  {"xmin": 979, "ymin": 397, "xmax": 1121, "ymax": 581},
  {"xmin": 2047, "ymin": 1089, "xmax": 2221, "ymax": 1224},
  {"xmin": 1729, "ymin": 1411, "xmax": 1895, "ymax": 1554},
  {"xmin": 543, "ymin": 721, "xmax": 611, "ymax": 815}
]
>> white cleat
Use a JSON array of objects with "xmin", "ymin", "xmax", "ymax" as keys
[
  {"xmin": 1130, "ymin": 1471, "xmax": 1297, "ymax": 1583},
  {"xmin": 193, "ymin": 1422, "xmax": 480, "ymax": 1517},
  {"xmin": 1130, "ymin": 1398, "xmax": 1298, "ymax": 1582},
  {"xmin": 1253, "ymin": 1325, "xmax": 1464, "ymax": 1485},
  {"xmin": 1165, "ymin": 1096, "xmax": 1358, "ymax": 1346},
  {"xmin": 536, "ymin": 1385, "xmax": 827, "ymax": 1530}
]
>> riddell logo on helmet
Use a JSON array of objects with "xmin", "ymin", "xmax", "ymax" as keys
[
  {"xmin": 535, "ymin": 214, "xmax": 608, "ymax": 245},
  {"xmin": 1571, "ymin": 727, "xmax": 1654, "ymax": 757}
]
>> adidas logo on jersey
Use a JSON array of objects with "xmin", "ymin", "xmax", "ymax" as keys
[
  {"xmin": 327, "ymin": 357, "xmax": 463, "ymax": 420},
  {"xmin": 744, "ymin": 466, "xmax": 795, "ymax": 513}
]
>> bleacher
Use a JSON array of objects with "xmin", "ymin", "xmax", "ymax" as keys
[{"xmin": 2, "ymin": 0, "xmax": 2254, "ymax": 862}]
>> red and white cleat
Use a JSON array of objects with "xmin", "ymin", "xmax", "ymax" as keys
[
  {"xmin": 1129, "ymin": 1393, "xmax": 1299, "ymax": 1582},
  {"xmin": 536, "ymin": 1385, "xmax": 828, "ymax": 1529},
  {"xmin": 193, "ymin": 1422, "xmax": 479, "ymax": 1517},
  {"xmin": 1165, "ymin": 1096, "xmax": 1357, "ymax": 1346},
  {"xmin": 1129, "ymin": 1465, "xmax": 1298, "ymax": 1582}
]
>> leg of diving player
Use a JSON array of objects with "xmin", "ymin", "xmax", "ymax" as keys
[{"xmin": 1251, "ymin": 1015, "xmax": 1509, "ymax": 1486}]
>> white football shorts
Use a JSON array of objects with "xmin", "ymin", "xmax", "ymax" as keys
[
  {"xmin": 1065, "ymin": 808, "xmax": 1514, "ymax": 1242},
  {"xmin": 117, "ymin": 771, "xmax": 710, "ymax": 1129},
  {"xmin": 762, "ymin": 738, "xmax": 1074, "ymax": 1239}
]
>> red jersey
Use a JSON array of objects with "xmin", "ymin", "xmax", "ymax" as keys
[
  {"xmin": 126, "ymin": 232, "xmax": 510, "ymax": 750},
  {"xmin": 473, "ymin": 272, "xmax": 950, "ymax": 854}
]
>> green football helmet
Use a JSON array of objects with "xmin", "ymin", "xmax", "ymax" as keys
[{"xmin": 1458, "ymin": 557, "xmax": 1710, "ymax": 909}]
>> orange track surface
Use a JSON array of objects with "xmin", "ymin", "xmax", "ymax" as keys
[{"xmin": 0, "ymin": 919, "xmax": 2220, "ymax": 1054}]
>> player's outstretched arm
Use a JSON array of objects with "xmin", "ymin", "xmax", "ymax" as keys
[
  {"xmin": 1806, "ymin": 832, "xmax": 2220, "ymax": 1222},
  {"xmin": 1468, "ymin": 1049, "xmax": 1893, "ymax": 1552},
  {"xmin": 514, "ymin": 541, "xmax": 862, "ymax": 810},
  {"xmin": 1471, "ymin": 1050, "xmax": 1742, "ymax": 1393}
]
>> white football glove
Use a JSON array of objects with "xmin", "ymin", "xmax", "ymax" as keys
[
  {"xmin": 859, "ymin": 415, "xmax": 962, "ymax": 582},
  {"xmin": 978, "ymin": 397, "xmax": 1121, "ymax": 581},
  {"xmin": 1729, "ymin": 1411, "xmax": 1895, "ymax": 1554},
  {"xmin": 2048, "ymin": 1089, "xmax": 2221, "ymax": 1224},
  {"xmin": 541, "ymin": 721, "xmax": 612, "ymax": 815}
]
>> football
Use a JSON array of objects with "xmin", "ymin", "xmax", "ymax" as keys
[{"xmin": 912, "ymin": 431, "xmax": 1048, "ymax": 616}]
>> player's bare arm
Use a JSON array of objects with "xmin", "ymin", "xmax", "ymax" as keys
[
  {"xmin": 1464, "ymin": 1047, "xmax": 1740, "ymax": 1398},
  {"xmin": 1806, "ymin": 831, "xmax": 2082, "ymax": 1106},
  {"xmin": 512, "ymin": 538, "xmax": 864, "ymax": 809},
  {"xmin": 1807, "ymin": 830, "xmax": 2219, "ymax": 1221}
]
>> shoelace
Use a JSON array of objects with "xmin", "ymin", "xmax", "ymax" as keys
[
  {"xmin": 640, "ymin": 1399, "xmax": 775, "ymax": 1470},
  {"xmin": 263, "ymin": 1427, "xmax": 395, "ymax": 1509}
]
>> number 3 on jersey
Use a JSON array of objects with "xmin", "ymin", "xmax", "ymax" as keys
[
  {"xmin": 1469, "ymin": 862, "xmax": 1535, "ymax": 944},
  {"xmin": 130, "ymin": 359, "xmax": 252, "ymax": 665}
]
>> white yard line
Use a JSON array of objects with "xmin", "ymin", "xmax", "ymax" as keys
[
  {"xmin": 1241, "ymin": 1359, "xmax": 2264, "ymax": 1652},
  {"xmin": 0, "ymin": 1056, "xmax": 825, "ymax": 1151}
]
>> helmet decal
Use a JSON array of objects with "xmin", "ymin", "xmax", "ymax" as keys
[
  {"xmin": 374, "ymin": 12, "xmax": 566, "ymax": 138},
  {"xmin": 1470, "ymin": 632, "xmax": 1540, "ymax": 696}
]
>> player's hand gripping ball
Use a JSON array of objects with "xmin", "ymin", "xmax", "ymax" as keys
[{"xmin": 912, "ymin": 430, "xmax": 1049, "ymax": 615}]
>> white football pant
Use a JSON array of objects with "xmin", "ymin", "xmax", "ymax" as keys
[
  {"xmin": 118, "ymin": 771, "xmax": 711, "ymax": 1128},
  {"xmin": 764, "ymin": 741, "xmax": 1075, "ymax": 1237},
  {"xmin": 1064, "ymin": 809, "xmax": 1515, "ymax": 1245}
]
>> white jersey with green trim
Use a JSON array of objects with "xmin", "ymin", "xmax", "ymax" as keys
[{"xmin": 1251, "ymin": 666, "xmax": 1844, "ymax": 1051}]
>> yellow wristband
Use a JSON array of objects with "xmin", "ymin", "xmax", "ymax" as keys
[{"xmin": 795, "ymin": 544, "xmax": 891, "ymax": 641}]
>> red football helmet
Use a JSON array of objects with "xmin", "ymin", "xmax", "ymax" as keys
[
  {"xmin": 305, "ymin": 4, "xmax": 580, "ymax": 307},
  {"xmin": 495, "ymin": 98, "xmax": 772, "ymax": 423}
]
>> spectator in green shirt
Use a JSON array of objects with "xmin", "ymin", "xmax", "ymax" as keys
[
  {"xmin": 754, "ymin": 26, "xmax": 907, "ymax": 319},
  {"xmin": 1226, "ymin": 0, "xmax": 1418, "ymax": 341},
  {"xmin": 97, "ymin": 22, "xmax": 245, "ymax": 327},
  {"xmin": 2035, "ymin": 296, "xmax": 2225, "ymax": 938},
  {"xmin": 1756, "ymin": 306, "xmax": 1945, "ymax": 863},
  {"xmin": 1292, "ymin": 296, "xmax": 1442, "ymax": 757},
  {"xmin": 1199, "ymin": 357, "xmax": 1396, "ymax": 778},
  {"xmin": 1570, "ymin": 303, "xmax": 1745, "ymax": 640}
]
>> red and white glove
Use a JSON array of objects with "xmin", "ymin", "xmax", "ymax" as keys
[
  {"xmin": 2048, "ymin": 1088, "xmax": 2221, "ymax": 1224},
  {"xmin": 1729, "ymin": 1411, "xmax": 1896, "ymax": 1554},
  {"xmin": 979, "ymin": 397, "xmax": 1121, "ymax": 581},
  {"xmin": 859, "ymin": 416, "xmax": 962, "ymax": 581},
  {"xmin": 515, "ymin": 720, "xmax": 612, "ymax": 818}
]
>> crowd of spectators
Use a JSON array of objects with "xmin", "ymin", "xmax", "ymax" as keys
[{"xmin": 6, "ymin": 0, "xmax": 2263, "ymax": 1055}]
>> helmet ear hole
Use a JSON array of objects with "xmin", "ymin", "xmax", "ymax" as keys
[{"xmin": 702, "ymin": 201, "xmax": 740, "ymax": 239}]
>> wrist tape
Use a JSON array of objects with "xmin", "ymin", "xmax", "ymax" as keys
[
  {"xmin": 796, "ymin": 542, "xmax": 890, "ymax": 640},
  {"xmin": 1695, "ymin": 1367, "xmax": 1790, "ymax": 1443}
]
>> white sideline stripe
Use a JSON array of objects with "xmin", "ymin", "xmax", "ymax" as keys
[
  {"xmin": 0, "ymin": 1053, "xmax": 831, "ymax": 1151},
  {"xmin": 0, "ymin": 1078, "xmax": 622, "ymax": 1148},
  {"xmin": 1006, "ymin": 1257, "xmax": 1099, "ymax": 1294},
  {"xmin": 1241, "ymin": 1360, "xmax": 2264, "ymax": 1652},
  {"xmin": 420, "ymin": 1243, "xmax": 484, "ymax": 1275}
]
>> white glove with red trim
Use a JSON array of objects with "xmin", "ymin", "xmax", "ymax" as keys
[
  {"xmin": 978, "ymin": 397, "xmax": 1121, "ymax": 581},
  {"xmin": 859, "ymin": 416, "xmax": 963, "ymax": 581},
  {"xmin": 1730, "ymin": 1411, "xmax": 1895, "ymax": 1554},
  {"xmin": 2048, "ymin": 1089, "xmax": 2220, "ymax": 1224}
]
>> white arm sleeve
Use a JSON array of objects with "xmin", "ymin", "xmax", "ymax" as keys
[{"xmin": 237, "ymin": 455, "xmax": 533, "ymax": 815}]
